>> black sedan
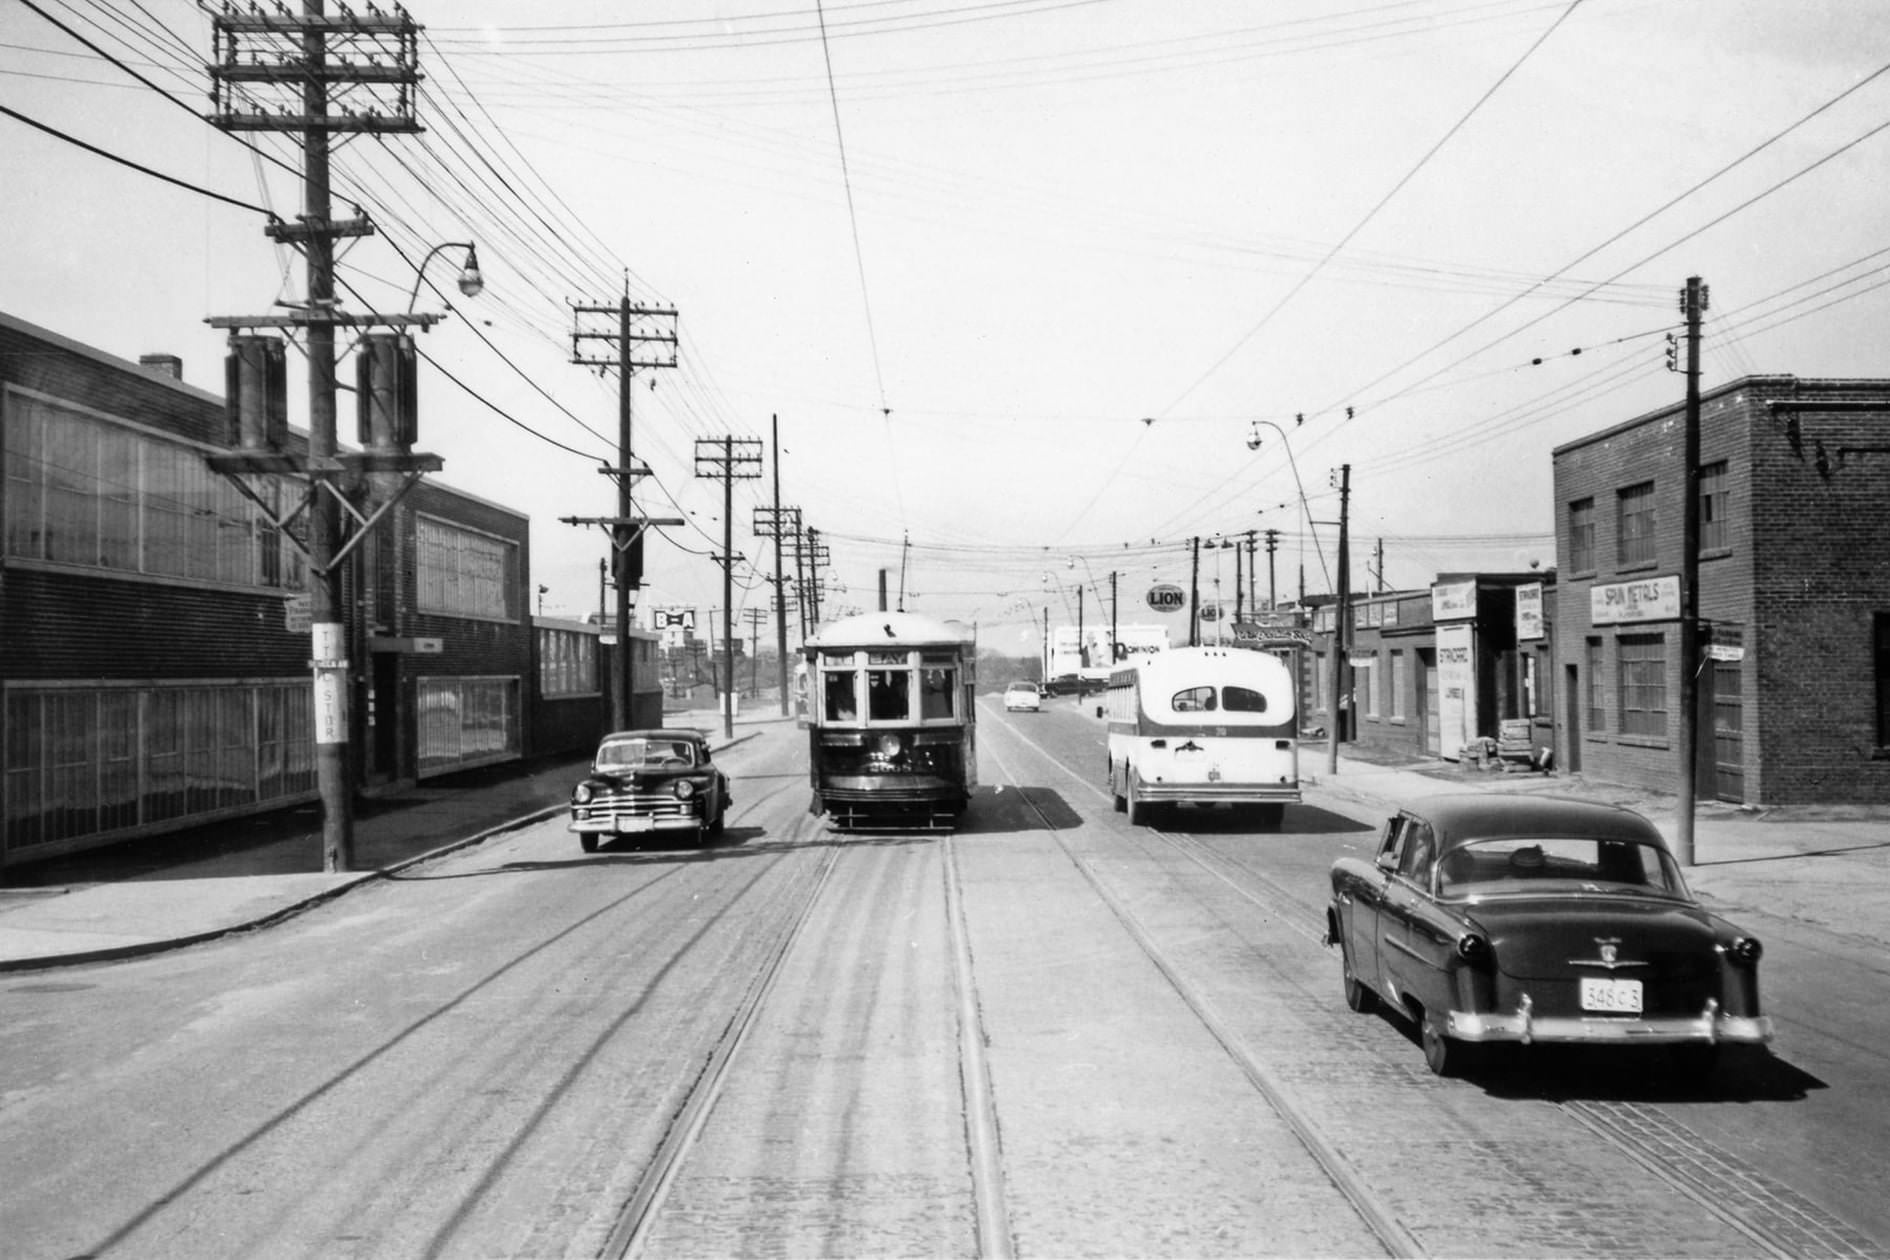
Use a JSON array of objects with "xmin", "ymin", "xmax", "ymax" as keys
[
  {"xmin": 569, "ymin": 729, "xmax": 730, "ymax": 851},
  {"xmin": 1327, "ymin": 794, "xmax": 1773, "ymax": 1076}
]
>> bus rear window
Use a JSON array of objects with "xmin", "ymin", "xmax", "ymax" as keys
[
  {"xmin": 1222, "ymin": 686, "xmax": 1268, "ymax": 713},
  {"xmin": 1171, "ymin": 686, "xmax": 1216, "ymax": 712}
]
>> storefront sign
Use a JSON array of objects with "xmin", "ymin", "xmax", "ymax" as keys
[
  {"xmin": 1706, "ymin": 643, "xmax": 1746, "ymax": 662},
  {"xmin": 1591, "ymin": 575, "xmax": 1680, "ymax": 625},
  {"xmin": 1437, "ymin": 622, "xmax": 1476, "ymax": 758},
  {"xmin": 1516, "ymin": 582, "xmax": 1543, "ymax": 641},
  {"xmin": 1432, "ymin": 580, "xmax": 1477, "ymax": 621}
]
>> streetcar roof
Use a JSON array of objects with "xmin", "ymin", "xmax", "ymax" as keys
[{"xmin": 805, "ymin": 611, "xmax": 973, "ymax": 651}]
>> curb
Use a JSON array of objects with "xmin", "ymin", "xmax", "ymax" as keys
[{"xmin": 0, "ymin": 727, "xmax": 775, "ymax": 973}]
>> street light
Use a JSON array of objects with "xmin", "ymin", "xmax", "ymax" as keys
[
  {"xmin": 407, "ymin": 241, "xmax": 483, "ymax": 312},
  {"xmin": 1246, "ymin": 419, "xmax": 1330, "ymax": 590}
]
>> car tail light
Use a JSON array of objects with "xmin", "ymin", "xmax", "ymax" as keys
[
  {"xmin": 1456, "ymin": 933, "xmax": 1493, "ymax": 967},
  {"xmin": 671, "ymin": 779, "xmax": 697, "ymax": 800},
  {"xmin": 1728, "ymin": 936, "xmax": 1763, "ymax": 966}
]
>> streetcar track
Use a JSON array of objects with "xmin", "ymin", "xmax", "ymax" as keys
[
  {"xmin": 84, "ymin": 858, "xmax": 701, "ymax": 1258},
  {"xmin": 985, "ymin": 709, "xmax": 1881, "ymax": 1259},
  {"xmin": 983, "ymin": 734, "xmax": 1421, "ymax": 1259},
  {"xmin": 943, "ymin": 831, "xmax": 1014, "ymax": 1260},
  {"xmin": 603, "ymin": 820, "xmax": 841, "ymax": 1259}
]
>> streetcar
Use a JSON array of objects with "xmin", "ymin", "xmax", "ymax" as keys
[
  {"xmin": 804, "ymin": 611, "xmax": 977, "ymax": 830},
  {"xmin": 1104, "ymin": 644, "xmax": 1300, "ymax": 829}
]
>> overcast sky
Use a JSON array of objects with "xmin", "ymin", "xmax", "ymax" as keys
[{"xmin": 4, "ymin": 0, "xmax": 1887, "ymax": 656}]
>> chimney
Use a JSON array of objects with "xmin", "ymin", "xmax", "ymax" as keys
[{"xmin": 139, "ymin": 354, "xmax": 183, "ymax": 380}]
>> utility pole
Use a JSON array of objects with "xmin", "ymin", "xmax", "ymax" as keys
[
  {"xmin": 695, "ymin": 437, "xmax": 762, "ymax": 738},
  {"xmin": 772, "ymin": 417, "xmax": 789, "ymax": 713},
  {"xmin": 204, "ymin": 2, "xmax": 439, "ymax": 873},
  {"xmin": 1327, "ymin": 464, "xmax": 1351, "ymax": 776},
  {"xmin": 1189, "ymin": 536, "xmax": 1202, "ymax": 647},
  {"xmin": 742, "ymin": 607, "xmax": 768, "ymax": 696},
  {"xmin": 1675, "ymin": 276, "xmax": 1709, "ymax": 866},
  {"xmin": 1109, "ymin": 570, "xmax": 1119, "ymax": 666},
  {"xmin": 753, "ymin": 497, "xmax": 801, "ymax": 711},
  {"xmin": 1264, "ymin": 529, "xmax": 1281, "ymax": 611},
  {"xmin": 806, "ymin": 527, "xmax": 828, "ymax": 625},
  {"xmin": 570, "ymin": 294, "xmax": 677, "ymax": 730}
]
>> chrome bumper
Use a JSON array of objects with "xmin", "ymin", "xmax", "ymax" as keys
[
  {"xmin": 1137, "ymin": 782, "xmax": 1300, "ymax": 806},
  {"xmin": 1447, "ymin": 995, "xmax": 1773, "ymax": 1046},
  {"xmin": 569, "ymin": 812, "xmax": 699, "ymax": 835}
]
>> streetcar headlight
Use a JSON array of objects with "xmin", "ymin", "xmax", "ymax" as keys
[
  {"xmin": 873, "ymin": 733, "xmax": 902, "ymax": 758},
  {"xmin": 671, "ymin": 779, "xmax": 696, "ymax": 800}
]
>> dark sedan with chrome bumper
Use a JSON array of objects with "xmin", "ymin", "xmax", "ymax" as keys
[
  {"xmin": 569, "ymin": 729, "xmax": 729, "ymax": 851},
  {"xmin": 1326, "ymin": 794, "xmax": 1772, "ymax": 1076}
]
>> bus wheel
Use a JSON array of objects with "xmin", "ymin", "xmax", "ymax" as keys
[
  {"xmin": 1110, "ymin": 761, "xmax": 1126, "ymax": 812},
  {"xmin": 1126, "ymin": 773, "xmax": 1149, "ymax": 827}
]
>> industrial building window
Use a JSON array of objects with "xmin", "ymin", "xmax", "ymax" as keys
[
  {"xmin": 1358, "ymin": 655, "xmax": 1379, "ymax": 719},
  {"xmin": 1618, "ymin": 634, "xmax": 1667, "ymax": 738},
  {"xmin": 4, "ymin": 682, "xmax": 314, "ymax": 856},
  {"xmin": 537, "ymin": 627, "xmax": 599, "ymax": 699},
  {"xmin": 1699, "ymin": 461, "xmax": 1729, "ymax": 552},
  {"xmin": 1877, "ymin": 613, "xmax": 1890, "ymax": 749},
  {"xmin": 3, "ymin": 391, "xmax": 303, "ymax": 589},
  {"xmin": 1585, "ymin": 638, "xmax": 1605, "ymax": 730},
  {"xmin": 416, "ymin": 676, "xmax": 520, "ymax": 776},
  {"xmin": 1568, "ymin": 497, "xmax": 1595, "ymax": 573},
  {"xmin": 1617, "ymin": 482, "xmax": 1656, "ymax": 567},
  {"xmin": 1389, "ymin": 650, "xmax": 1407, "ymax": 719},
  {"xmin": 416, "ymin": 516, "xmax": 518, "ymax": 621}
]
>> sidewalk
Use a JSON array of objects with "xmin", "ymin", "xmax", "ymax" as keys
[
  {"xmin": 2, "ymin": 713, "xmax": 1883, "ymax": 970},
  {"xmin": 0, "ymin": 708, "xmax": 790, "ymax": 972}
]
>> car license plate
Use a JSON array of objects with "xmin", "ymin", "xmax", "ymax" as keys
[
  {"xmin": 616, "ymin": 815, "xmax": 655, "ymax": 833},
  {"xmin": 1580, "ymin": 976, "xmax": 1643, "ymax": 1014}
]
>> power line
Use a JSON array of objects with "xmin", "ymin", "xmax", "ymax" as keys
[{"xmin": 0, "ymin": 102, "xmax": 275, "ymax": 216}]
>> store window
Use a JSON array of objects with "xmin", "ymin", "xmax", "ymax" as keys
[
  {"xmin": 1586, "ymin": 638, "xmax": 1605, "ymax": 731},
  {"xmin": 1618, "ymin": 634, "xmax": 1667, "ymax": 738}
]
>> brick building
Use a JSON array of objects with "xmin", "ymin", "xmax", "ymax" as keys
[
  {"xmin": 1552, "ymin": 375, "xmax": 1890, "ymax": 806},
  {"xmin": 1, "ymin": 311, "xmax": 563, "ymax": 868}
]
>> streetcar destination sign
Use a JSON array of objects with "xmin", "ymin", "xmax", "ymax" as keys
[{"xmin": 1146, "ymin": 583, "xmax": 1186, "ymax": 612}]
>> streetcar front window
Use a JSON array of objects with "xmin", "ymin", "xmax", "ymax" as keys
[
  {"xmin": 868, "ymin": 669, "xmax": 911, "ymax": 721},
  {"xmin": 824, "ymin": 671, "xmax": 859, "ymax": 721},
  {"xmin": 921, "ymin": 667, "xmax": 956, "ymax": 719}
]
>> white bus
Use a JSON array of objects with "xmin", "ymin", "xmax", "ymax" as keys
[{"xmin": 1104, "ymin": 645, "xmax": 1300, "ymax": 829}]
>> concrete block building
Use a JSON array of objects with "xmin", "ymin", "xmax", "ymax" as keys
[{"xmin": 1552, "ymin": 375, "xmax": 1890, "ymax": 806}]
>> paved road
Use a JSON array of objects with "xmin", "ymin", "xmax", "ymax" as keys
[{"xmin": 1, "ymin": 699, "xmax": 1884, "ymax": 1258}]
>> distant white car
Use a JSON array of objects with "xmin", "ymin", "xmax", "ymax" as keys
[{"xmin": 1003, "ymin": 682, "xmax": 1042, "ymax": 712}]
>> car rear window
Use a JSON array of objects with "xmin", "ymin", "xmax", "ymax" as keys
[{"xmin": 1435, "ymin": 836, "xmax": 1685, "ymax": 899}]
